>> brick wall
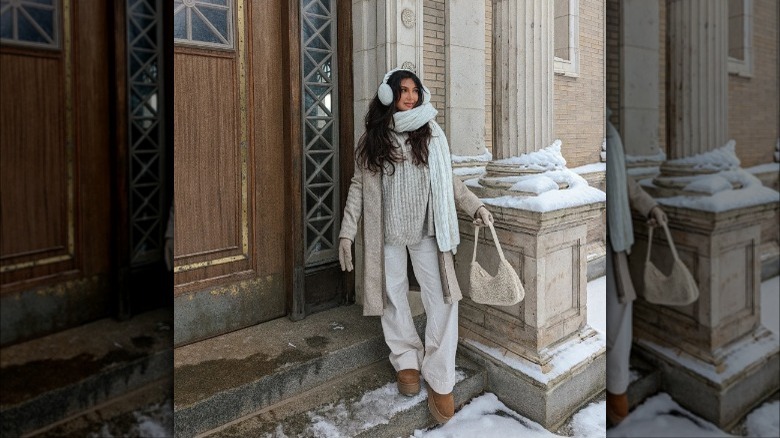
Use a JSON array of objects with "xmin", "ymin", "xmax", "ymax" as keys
[
  {"xmin": 423, "ymin": 0, "xmax": 446, "ymax": 127},
  {"xmin": 728, "ymin": 0, "xmax": 779, "ymax": 167},
  {"xmin": 606, "ymin": 0, "xmax": 620, "ymax": 132},
  {"xmin": 554, "ymin": 0, "xmax": 606, "ymax": 168}
]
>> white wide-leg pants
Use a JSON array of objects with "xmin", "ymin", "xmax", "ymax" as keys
[
  {"xmin": 382, "ymin": 236, "xmax": 459, "ymax": 394},
  {"xmin": 605, "ymin": 244, "xmax": 633, "ymax": 394}
]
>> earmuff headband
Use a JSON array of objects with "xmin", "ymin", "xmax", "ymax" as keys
[{"xmin": 377, "ymin": 68, "xmax": 431, "ymax": 106}]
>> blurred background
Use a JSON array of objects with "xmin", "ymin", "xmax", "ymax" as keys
[{"xmin": 1, "ymin": 0, "xmax": 174, "ymax": 436}]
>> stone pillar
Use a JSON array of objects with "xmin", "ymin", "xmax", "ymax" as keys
[
  {"xmin": 350, "ymin": 0, "xmax": 425, "ymax": 308},
  {"xmin": 456, "ymin": 193, "xmax": 606, "ymax": 429},
  {"xmin": 628, "ymin": 0, "xmax": 780, "ymax": 428},
  {"xmin": 445, "ymin": 0, "xmax": 486, "ymax": 158},
  {"xmin": 620, "ymin": 0, "xmax": 663, "ymax": 166},
  {"xmin": 666, "ymin": 0, "xmax": 729, "ymax": 161},
  {"xmin": 491, "ymin": 0, "xmax": 554, "ymax": 159},
  {"xmin": 453, "ymin": 2, "xmax": 605, "ymax": 429}
]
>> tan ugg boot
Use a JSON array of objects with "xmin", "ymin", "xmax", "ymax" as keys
[
  {"xmin": 606, "ymin": 391, "xmax": 628, "ymax": 426},
  {"xmin": 426, "ymin": 386, "xmax": 454, "ymax": 424},
  {"xmin": 397, "ymin": 369, "xmax": 420, "ymax": 396}
]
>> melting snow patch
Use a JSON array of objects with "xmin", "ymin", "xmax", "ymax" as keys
[
  {"xmin": 302, "ymin": 370, "xmax": 466, "ymax": 437},
  {"xmin": 571, "ymin": 400, "xmax": 607, "ymax": 438},
  {"xmin": 464, "ymin": 330, "xmax": 605, "ymax": 385},
  {"xmin": 610, "ymin": 393, "xmax": 730, "ymax": 437},
  {"xmin": 657, "ymin": 169, "xmax": 779, "ymax": 213},
  {"xmin": 625, "ymin": 150, "xmax": 667, "ymax": 164},
  {"xmin": 413, "ymin": 393, "xmax": 564, "ymax": 438},
  {"xmin": 453, "ymin": 166, "xmax": 486, "ymax": 176},
  {"xmin": 665, "ymin": 140, "xmax": 740, "ymax": 171},
  {"xmin": 635, "ymin": 330, "xmax": 779, "ymax": 385},
  {"xmin": 482, "ymin": 169, "xmax": 605, "ymax": 212},
  {"xmin": 746, "ymin": 400, "xmax": 780, "ymax": 438},
  {"xmin": 494, "ymin": 140, "xmax": 567, "ymax": 171},
  {"xmin": 572, "ymin": 162, "xmax": 606, "ymax": 174}
]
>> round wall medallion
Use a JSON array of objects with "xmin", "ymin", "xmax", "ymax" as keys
[
  {"xmin": 401, "ymin": 8, "xmax": 416, "ymax": 28},
  {"xmin": 401, "ymin": 61, "xmax": 416, "ymax": 73}
]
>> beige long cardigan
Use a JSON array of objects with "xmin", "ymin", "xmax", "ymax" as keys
[
  {"xmin": 610, "ymin": 177, "xmax": 658, "ymax": 303},
  {"xmin": 339, "ymin": 128, "xmax": 484, "ymax": 316}
]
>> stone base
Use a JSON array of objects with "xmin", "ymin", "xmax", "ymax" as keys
[
  {"xmin": 458, "ymin": 326, "xmax": 605, "ymax": 430},
  {"xmin": 633, "ymin": 326, "xmax": 780, "ymax": 430}
]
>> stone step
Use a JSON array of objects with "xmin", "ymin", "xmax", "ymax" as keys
[
  {"xmin": 627, "ymin": 353, "xmax": 662, "ymax": 411},
  {"xmin": 26, "ymin": 376, "xmax": 172, "ymax": 437},
  {"xmin": 173, "ymin": 304, "xmax": 425, "ymax": 437},
  {"xmin": 200, "ymin": 355, "xmax": 486, "ymax": 438},
  {"xmin": 0, "ymin": 308, "xmax": 173, "ymax": 437}
]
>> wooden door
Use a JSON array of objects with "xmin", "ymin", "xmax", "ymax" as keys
[
  {"xmin": 172, "ymin": 0, "xmax": 288, "ymax": 345},
  {"xmin": 0, "ymin": 1, "xmax": 113, "ymax": 344}
]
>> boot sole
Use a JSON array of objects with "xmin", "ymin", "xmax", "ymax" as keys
[
  {"xmin": 426, "ymin": 387, "xmax": 453, "ymax": 424},
  {"xmin": 397, "ymin": 380, "xmax": 420, "ymax": 396}
]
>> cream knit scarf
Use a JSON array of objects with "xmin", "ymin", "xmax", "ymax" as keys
[
  {"xmin": 392, "ymin": 103, "xmax": 460, "ymax": 253},
  {"xmin": 606, "ymin": 108, "xmax": 633, "ymax": 253}
]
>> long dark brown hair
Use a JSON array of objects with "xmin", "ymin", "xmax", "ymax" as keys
[{"xmin": 356, "ymin": 70, "xmax": 432, "ymax": 175}]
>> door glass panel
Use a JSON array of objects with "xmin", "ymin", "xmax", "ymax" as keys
[
  {"xmin": 301, "ymin": 0, "xmax": 338, "ymax": 267},
  {"xmin": 128, "ymin": 0, "xmax": 165, "ymax": 265},
  {"xmin": 0, "ymin": 0, "xmax": 59, "ymax": 49}
]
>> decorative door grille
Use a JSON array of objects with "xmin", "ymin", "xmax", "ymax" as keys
[
  {"xmin": 127, "ymin": 0, "xmax": 165, "ymax": 265},
  {"xmin": 301, "ymin": 0, "xmax": 339, "ymax": 267}
]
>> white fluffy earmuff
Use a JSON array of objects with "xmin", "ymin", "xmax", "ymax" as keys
[{"xmin": 377, "ymin": 68, "xmax": 431, "ymax": 106}]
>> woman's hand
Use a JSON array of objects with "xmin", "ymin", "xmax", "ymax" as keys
[
  {"xmin": 647, "ymin": 206, "xmax": 668, "ymax": 227},
  {"xmin": 339, "ymin": 238, "xmax": 354, "ymax": 272},
  {"xmin": 473, "ymin": 206, "xmax": 494, "ymax": 227}
]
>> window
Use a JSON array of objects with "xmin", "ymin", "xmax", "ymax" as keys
[
  {"xmin": 0, "ymin": 0, "xmax": 59, "ymax": 50},
  {"xmin": 554, "ymin": 0, "xmax": 579, "ymax": 77},
  {"xmin": 173, "ymin": 0, "xmax": 233, "ymax": 49},
  {"xmin": 728, "ymin": 0, "xmax": 753, "ymax": 77}
]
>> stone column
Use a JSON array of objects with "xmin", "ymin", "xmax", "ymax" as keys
[
  {"xmin": 456, "ymin": 0, "xmax": 605, "ymax": 429},
  {"xmin": 445, "ymin": 0, "xmax": 486, "ymax": 158},
  {"xmin": 620, "ymin": 0, "xmax": 664, "ymax": 175},
  {"xmin": 629, "ymin": 0, "xmax": 780, "ymax": 428},
  {"xmin": 491, "ymin": 0, "xmax": 554, "ymax": 160},
  {"xmin": 666, "ymin": 0, "xmax": 729, "ymax": 161},
  {"xmin": 350, "ymin": 0, "xmax": 425, "ymax": 308}
]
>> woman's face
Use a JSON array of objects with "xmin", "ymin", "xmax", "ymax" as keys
[{"xmin": 395, "ymin": 78, "xmax": 419, "ymax": 112}]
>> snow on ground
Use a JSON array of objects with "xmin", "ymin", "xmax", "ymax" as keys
[
  {"xmin": 609, "ymin": 393, "xmax": 731, "ymax": 437},
  {"xmin": 412, "ymin": 393, "xmax": 562, "ymax": 437},
  {"xmin": 587, "ymin": 276, "xmax": 606, "ymax": 335},
  {"xmin": 746, "ymin": 400, "xmax": 780, "ymax": 438},
  {"xmin": 301, "ymin": 371, "xmax": 467, "ymax": 437},
  {"xmin": 453, "ymin": 165, "xmax": 486, "ymax": 176},
  {"xmin": 86, "ymin": 399, "xmax": 172, "ymax": 438}
]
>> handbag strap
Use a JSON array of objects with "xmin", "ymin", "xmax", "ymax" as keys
[
  {"xmin": 645, "ymin": 222, "xmax": 680, "ymax": 263},
  {"xmin": 472, "ymin": 222, "xmax": 507, "ymax": 263}
]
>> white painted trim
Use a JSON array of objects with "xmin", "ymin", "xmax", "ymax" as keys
[
  {"xmin": 728, "ymin": 0, "xmax": 753, "ymax": 78},
  {"xmin": 554, "ymin": 0, "xmax": 579, "ymax": 77}
]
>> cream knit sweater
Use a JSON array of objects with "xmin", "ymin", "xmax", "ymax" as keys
[{"xmin": 382, "ymin": 131, "xmax": 435, "ymax": 246}]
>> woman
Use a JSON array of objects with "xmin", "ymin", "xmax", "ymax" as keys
[
  {"xmin": 338, "ymin": 68, "xmax": 493, "ymax": 424},
  {"xmin": 605, "ymin": 108, "xmax": 667, "ymax": 425}
]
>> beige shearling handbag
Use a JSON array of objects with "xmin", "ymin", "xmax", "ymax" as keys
[
  {"xmin": 643, "ymin": 222, "xmax": 699, "ymax": 306},
  {"xmin": 469, "ymin": 222, "xmax": 524, "ymax": 306}
]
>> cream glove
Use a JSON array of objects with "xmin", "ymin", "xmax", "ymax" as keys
[
  {"xmin": 473, "ymin": 205, "xmax": 494, "ymax": 227},
  {"xmin": 647, "ymin": 205, "xmax": 668, "ymax": 227},
  {"xmin": 339, "ymin": 238, "xmax": 354, "ymax": 272}
]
